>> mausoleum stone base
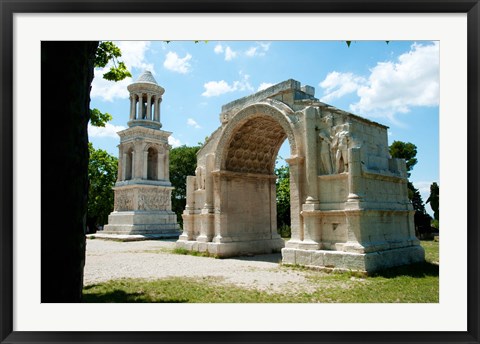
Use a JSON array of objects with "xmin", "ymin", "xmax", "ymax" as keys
[
  {"xmin": 103, "ymin": 211, "xmax": 180, "ymax": 238},
  {"xmin": 281, "ymin": 245, "xmax": 425, "ymax": 273},
  {"xmin": 176, "ymin": 237, "xmax": 285, "ymax": 257}
]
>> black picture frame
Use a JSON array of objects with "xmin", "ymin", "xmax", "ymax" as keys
[{"xmin": 1, "ymin": 1, "xmax": 479, "ymax": 343}]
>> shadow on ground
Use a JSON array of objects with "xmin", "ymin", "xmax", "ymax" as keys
[
  {"xmin": 370, "ymin": 262, "xmax": 439, "ymax": 278},
  {"xmin": 226, "ymin": 252, "xmax": 282, "ymax": 263},
  {"xmin": 82, "ymin": 287, "xmax": 188, "ymax": 303}
]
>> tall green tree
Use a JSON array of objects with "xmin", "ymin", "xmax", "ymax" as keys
[
  {"xmin": 426, "ymin": 182, "xmax": 439, "ymax": 221},
  {"xmin": 42, "ymin": 41, "xmax": 98, "ymax": 302},
  {"xmin": 42, "ymin": 41, "xmax": 130, "ymax": 302},
  {"xmin": 87, "ymin": 143, "xmax": 118, "ymax": 232},
  {"xmin": 275, "ymin": 165, "xmax": 291, "ymax": 237},
  {"xmin": 389, "ymin": 140, "xmax": 418, "ymax": 177},
  {"xmin": 389, "ymin": 140, "xmax": 432, "ymax": 237},
  {"xmin": 169, "ymin": 145, "xmax": 201, "ymax": 226}
]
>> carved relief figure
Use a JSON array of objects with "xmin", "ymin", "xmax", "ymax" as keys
[
  {"xmin": 318, "ymin": 131, "xmax": 333, "ymax": 174},
  {"xmin": 332, "ymin": 127, "xmax": 350, "ymax": 173},
  {"xmin": 114, "ymin": 189, "xmax": 134, "ymax": 211},
  {"xmin": 137, "ymin": 188, "xmax": 170, "ymax": 211}
]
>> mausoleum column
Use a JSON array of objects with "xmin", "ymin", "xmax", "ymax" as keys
[
  {"xmin": 154, "ymin": 97, "xmax": 162, "ymax": 122},
  {"xmin": 146, "ymin": 93, "xmax": 152, "ymax": 120},
  {"xmin": 129, "ymin": 94, "xmax": 136, "ymax": 120},
  {"xmin": 137, "ymin": 93, "xmax": 143, "ymax": 119},
  {"xmin": 303, "ymin": 107, "xmax": 319, "ymax": 203}
]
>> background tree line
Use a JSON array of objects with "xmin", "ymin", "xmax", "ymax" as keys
[{"xmin": 88, "ymin": 140, "xmax": 439, "ymax": 240}]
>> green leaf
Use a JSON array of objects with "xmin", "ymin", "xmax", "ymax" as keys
[
  {"xmin": 95, "ymin": 41, "xmax": 122, "ymax": 68},
  {"xmin": 90, "ymin": 108, "xmax": 113, "ymax": 127},
  {"xmin": 346, "ymin": 41, "xmax": 351, "ymax": 48},
  {"xmin": 102, "ymin": 61, "xmax": 132, "ymax": 82}
]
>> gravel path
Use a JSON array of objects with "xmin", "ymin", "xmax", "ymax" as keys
[{"xmin": 84, "ymin": 238, "xmax": 318, "ymax": 293}]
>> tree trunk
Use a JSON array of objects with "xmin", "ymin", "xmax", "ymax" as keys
[{"xmin": 41, "ymin": 41, "xmax": 98, "ymax": 302}]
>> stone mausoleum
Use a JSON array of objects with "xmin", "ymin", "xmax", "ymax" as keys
[
  {"xmin": 176, "ymin": 79, "xmax": 424, "ymax": 273},
  {"xmin": 103, "ymin": 71, "xmax": 180, "ymax": 238}
]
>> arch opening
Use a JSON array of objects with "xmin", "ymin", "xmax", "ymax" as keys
[
  {"xmin": 220, "ymin": 114, "xmax": 292, "ymax": 244},
  {"xmin": 147, "ymin": 147, "xmax": 158, "ymax": 180},
  {"xmin": 125, "ymin": 147, "xmax": 134, "ymax": 180}
]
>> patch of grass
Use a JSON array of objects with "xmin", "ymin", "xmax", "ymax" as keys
[
  {"xmin": 83, "ymin": 277, "xmax": 292, "ymax": 303},
  {"xmin": 172, "ymin": 248, "xmax": 218, "ymax": 258},
  {"xmin": 135, "ymin": 248, "xmax": 172, "ymax": 254},
  {"xmin": 421, "ymin": 240, "xmax": 439, "ymax": 264}
]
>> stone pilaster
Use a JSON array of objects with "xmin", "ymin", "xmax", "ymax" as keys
[
  {"xmin": 303, "ymin": 107, "xmax": 319, "ymax": 203},
  {"xmin": 285, "ymin": 155, "xmax": 305, "ymax": 246},
  {"xmin": 157, "ymin": 150, "xmax": 165, "ymax": 179},
  {"xmin": 346, "ymin": 147, "xmax": 364, "ymax": 209}
]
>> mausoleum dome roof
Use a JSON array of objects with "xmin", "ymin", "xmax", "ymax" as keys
[
  {"xmin": 127, "ymin": 70, "xmax": 164, "ymax": 95},
  {"xmin": 134, "ymin": 70, "xmax": 158, "ymax": 85}
]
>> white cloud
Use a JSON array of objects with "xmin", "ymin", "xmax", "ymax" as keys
[
  {"xmin": 90, "ymin": 73, "xmax": 132, "ymax": 102},
  {"xmin": 246, "ymin": 42, "xmax": 271, "ymax": 57},
  {"xmin": 258, "ymin": 82, "xmax": 274, "ymax": 91},
  {"xmin": 91, "ymin": 41, "xmax": 153, "ymax": 102},
  {"xmin": 88, "ymin": 123, "xmax": 126, "ymax": 138},
  {"xmin": 214, "ymin": 44, "xmax": 239, "ymax": 61},
  {"xmin": 202, "ymin": 73, "xmax": 254, "ymax": 97},
  {"xmin": 224, "ymin": 46, "xmax": 237, "ymax": 61},
  {"xmin": 214, "ymin": 44, "xmax": 224, "ymax": 54},
  {"xmin": 115, "ymin": 41, "xmax": 154, "ymax": 71},
  {"xmin": 168, "ymin": 136, "xmax": 182, "ymax": 148},
  {"xmin": 163, "ymin": 51, "xmax": 192, "ymax": 74},
  {"xmin": 319, "ymin": 71, "xmax": 367, "ymax": 103},
  {"xmin": 202, "ymin": 80, "xmax": 233, "ymax": 97},
  {"xmin": 245, "ymin": 47, "xmax": 257, "ymax": 57},
  {"xmin": 413, "ymin": 181, "xmax": 434, "ymax": 195},
  {"xmin": 318, "ymin": 42, "xmax": 439, "ymax": 121},
  {"xmin": 187, "ymin": 118, "xmax": 201, "ymax": 129},
  {"xmin": 351, "ymin": 42, "xmax": 439, "ymax": 118}
]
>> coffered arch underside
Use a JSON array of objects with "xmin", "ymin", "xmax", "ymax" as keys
[{"xmin": 214, "ymin": 103, "xmax": 299, "ymax": 172}]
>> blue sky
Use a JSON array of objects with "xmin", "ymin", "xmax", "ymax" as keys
[{"xmin": 89, "ymin": 40, "xmax": 439, "ymax": 215}]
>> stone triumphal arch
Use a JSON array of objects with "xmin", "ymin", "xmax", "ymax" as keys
[{"xmin": 176, "ymin": 79, "xmax": 425, "ymax": 272}]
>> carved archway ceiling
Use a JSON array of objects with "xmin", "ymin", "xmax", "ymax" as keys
[{"xmin": 225, "ymin": 116, "xmax": 287, "ymax": 174}]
